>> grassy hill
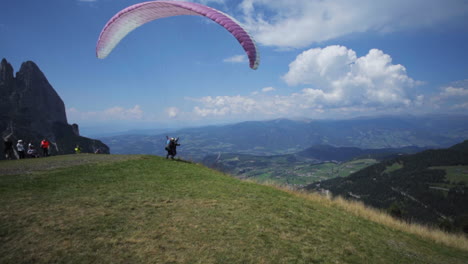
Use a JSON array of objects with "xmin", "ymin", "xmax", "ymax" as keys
[{"xmin": 1, "ymin": 155, "xmax": 467, "ymax": 263}]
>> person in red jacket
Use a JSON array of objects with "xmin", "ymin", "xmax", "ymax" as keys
[{"xmin": 40, "ymin": 138, "xmax": 50, "ymax": 157}]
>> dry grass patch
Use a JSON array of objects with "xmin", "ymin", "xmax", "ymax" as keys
[{"xmin": 271, "ymin": 185, "xmax": 468, "ymax": 251}]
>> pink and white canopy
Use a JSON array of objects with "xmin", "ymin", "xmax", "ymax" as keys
[{"xmin": 96, "ymin": 0, "xmax": 260, "ymax": 70}]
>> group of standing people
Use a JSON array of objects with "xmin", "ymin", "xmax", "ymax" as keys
[
  {"xmin": 5, "ymin": 135, "xmax": 180, "ymax": 160},
  {"xmin": 3, "ymin": 138, "xmax": 51, "ymax": 160}
]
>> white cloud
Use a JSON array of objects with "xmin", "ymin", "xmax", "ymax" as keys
[
  {"xmin": 430, "ymin": 80, "xmax": 468, "ymax": 110},
  {"xmin": 181, "ymin": 46, "xmax": 423, "ymax": 119},
  {"xmin": 452, "ymin": 102, "xmax": 468, "ymax": 109},
  {"xmin": 67, "ymin": 105, "xmax": 143, "ymax": 121},
  {"xmin": 284, "ymin": 45, "xmax": 418, "ymax": 107},
  {"xmin": 239, "ymin": 0, "xmax": 468, "ymax": 48},
  {"xmin": 283, "ymin": 45, "xmax": 356, "ymax": 87},
  {"xmin": 187, "ymin": 89, "xmax": 393, "ymax": 119},
  {"xmin": 191, "ymin": 95, "xmax": 257, "ymax": 117},
  {"xmin": 439, "ymin": 86, "xmax": 468, "ymax": 98},
  {"xmin": 165, "ymin": 107, "xmax": 180, "ymax": 118},
  {"xmin": 223, "ymin": 54, "xmax": 248, "ymax": 64},
  {"xmin": 261, "ymin": 87, "xmax": 276, "ymax": 93}
]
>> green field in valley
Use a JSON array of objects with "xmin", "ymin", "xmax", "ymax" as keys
[
  {"xmin": 433, "ymin": 165, "xmax": 468, "ymax": 184},
  {"xmin": 211, "ymin": 154, "xmax": 378, "ymax": 187}
]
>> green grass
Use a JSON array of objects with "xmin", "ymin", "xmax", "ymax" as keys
[
  {"xmin": 233, "ymin": 157, "xmax": 378, "ymax": 186},
  {"xmin": 0, "ymin": 155, "xmax": 467, "ymax": 263},
  {"xmin": 430, "ymin": 165, "xmax": 468, "ymax": 184},
  {"xmin": 383, "ymin": 162, "xmax": 404, "ymax": 175}
]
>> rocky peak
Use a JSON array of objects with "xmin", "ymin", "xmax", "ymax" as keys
[
  {"xmin": 14, "ymin": 60, "xmax": 68, "ymax": 125},
  {"xmin": 0, "ymin": 58, "xmax": 109, "ymax": 157},
  {"xmin": 0, "ymin": 58, "xmax": 14, "ymax": 83},
  {"xmin": 16, "ymin": 61, "xmax": 46, "ymax": 83}
]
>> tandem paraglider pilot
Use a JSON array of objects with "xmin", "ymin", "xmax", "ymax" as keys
[{"xmin": 165, "ymin": 136, "xmax": 180, "ymax": 160}]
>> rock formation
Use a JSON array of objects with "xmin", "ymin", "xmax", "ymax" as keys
[{"xmin": 0, "ymin": 58, "xmax": 109, "ymax": 158}]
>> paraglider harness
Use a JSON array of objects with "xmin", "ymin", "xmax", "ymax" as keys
[{"xmin": 165, "ymin": 137, "xmax": 180, "ymax": 159}]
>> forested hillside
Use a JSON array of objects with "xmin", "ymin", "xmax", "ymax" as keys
[{"xmin": 306, "ymin": 140, "xmax": 468, "ymax": 233}]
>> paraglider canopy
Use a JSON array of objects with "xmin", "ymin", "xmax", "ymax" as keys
[{"xmin": 96, "ymin": 0, "xmax": 260, "ymax": 70}]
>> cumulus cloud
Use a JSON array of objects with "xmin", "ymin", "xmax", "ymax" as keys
[
  {"xmin": 283, "ymin": 45, "xmax": 356, "ymax": 87},
  {"xmin": 182, "ymin": 46, "xmax": 423, "ymax": 119},
  {"xmin": 67, "ymin": 105, "xmax": 143, "ymax": 121},
  {"xmin": 239, "ymin": 0, "xmax": 468, "ymax": 48},
  {"xmin": 283, "ymin": 45, "xmax": 419, "ymax": 107}
]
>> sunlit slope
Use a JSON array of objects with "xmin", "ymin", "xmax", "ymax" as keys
[{"xmin": 0, "ymin": 155, "xmax": 467, "ymax": 263}]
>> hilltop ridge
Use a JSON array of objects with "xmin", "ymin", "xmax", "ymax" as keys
[{"xmin": 0, "ymin": 155, "xmax": 467, "ymax": 263}]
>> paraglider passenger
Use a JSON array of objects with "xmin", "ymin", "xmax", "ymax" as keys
[
  {"xmin": 165, "ymin": 137, "xmax": 180, "ymax": 159},
  {"xmin": 40, "ymin": 138, "xmax": 50, "ymax": 157},
  {"xmin": 16, "ymin": 140, "xmax": 25, "ymax": 159}
]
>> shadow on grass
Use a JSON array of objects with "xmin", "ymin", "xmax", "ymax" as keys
[{"xmin": 165, "ymin": 157, "xmax": 194, "ymax": 164}]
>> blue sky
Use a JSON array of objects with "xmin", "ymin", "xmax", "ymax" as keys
[{"xmin": 2, "ymin": 0, "xmax": 468, "ymax": 134}]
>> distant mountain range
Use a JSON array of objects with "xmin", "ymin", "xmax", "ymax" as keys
[
  {"xmin": 100, "ymin": 115, "xmax": 468, "ymax": 161},
  {"xmin": 305, "ymin": 140, "xmax": 468, "ymax": 233}
]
